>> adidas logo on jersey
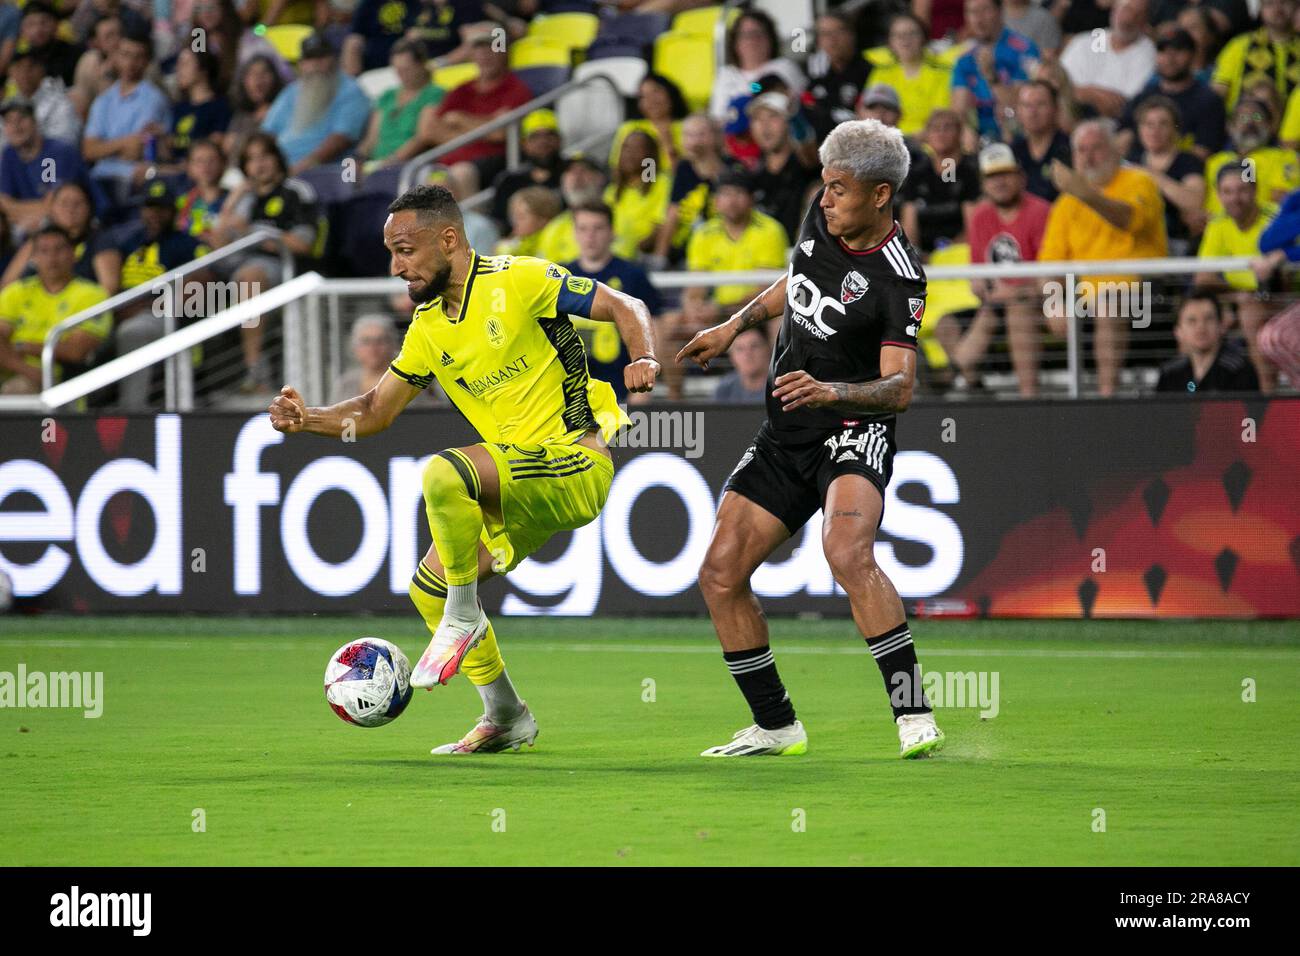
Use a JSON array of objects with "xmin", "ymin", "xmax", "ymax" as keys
[
  {"xmin": 440, "ymin": 351, "xmax": 454, "ymax": 366},
  {"xmin": 800, "ymin": 239, "xmax": 814, "ymax": 257}
]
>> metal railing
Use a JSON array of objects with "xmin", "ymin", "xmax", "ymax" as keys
[
  {"xmin": 398, "ymin": 73, "xmax": 626, "ymax": 195},
  {"xmin": 27, "ymin": 228, "xmax": 296, "ymax": 411}
]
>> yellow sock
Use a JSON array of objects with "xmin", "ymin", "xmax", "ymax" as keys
[
  {"xmin": 422, "ymin": 450, "xmax": 484, "ymax": 587},
  {"xmin": 408, "ymin": 560, "xmax": 505, "ymax": 686}
]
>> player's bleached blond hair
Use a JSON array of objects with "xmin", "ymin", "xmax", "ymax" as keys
[{"xmin": 819, "ymin": 119, "xmax": 911, "ymax": 193}]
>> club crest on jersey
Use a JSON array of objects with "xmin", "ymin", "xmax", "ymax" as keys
[
  {"xmin": 485, "ymin": 316, "xmax": 506, "ymax": 348},
  {"xmin": 841, "ymin": 271, "xmax": 868, "ymax": 304},
  {"xmin": 800, "ymin": 239, "xmax": 814, "ymax": 257}
]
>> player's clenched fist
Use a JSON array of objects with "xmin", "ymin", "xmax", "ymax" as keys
[
  {"xmin": 675, "ymin": 322, "xmax": 737, "ymax": 370},
  {"xmin": 269, "ymin": 385, "xmax": 307, "ymax": 433},
  {"xmin": 625, "ymin": 356, "xmax": 661, "ymax": 393}
]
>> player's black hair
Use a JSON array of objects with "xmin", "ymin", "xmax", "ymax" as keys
[
  {"xmin": 1178, "ymin": 289, "xmax": 1223, "ymax": 324},
  {"xmin": 570, "ymin": 198, "xmax": 613, "ymax": 224},
  {"xmin": 32, "ymin": 224, "xmax": 74, "ymax": 247},
  {"xmin": 388, "ymin": 184, "xmax": 464, "ymax": 229}
]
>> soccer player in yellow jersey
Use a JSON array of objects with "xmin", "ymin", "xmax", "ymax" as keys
[{"xmin": 269, "ymin": 185, "xmax": 661, "ymax": 754}]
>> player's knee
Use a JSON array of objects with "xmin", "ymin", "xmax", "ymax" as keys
[
  {"xmin": 698, "ymin": 551, "xmax": 747, "ymax": 603},
  {"xmin": 422, "ymin": 452, "xmax": 475, "ymax": 505},
  {"xmin": 823, "ymin": 536, "xmax": 874, "ymax": 584}
]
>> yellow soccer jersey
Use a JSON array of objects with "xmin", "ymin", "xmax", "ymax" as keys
[
  {"xmin": 390, "ymin": 252, "xmax": 631, "ymax": 444},
  {"xmin": 0, "ymin": 276, "xmax": 111, "ymax": 372}
]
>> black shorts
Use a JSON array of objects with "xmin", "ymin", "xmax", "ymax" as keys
[{"xmin": 723, "ymin": 419, "xmax": 896, "ymax": 534}]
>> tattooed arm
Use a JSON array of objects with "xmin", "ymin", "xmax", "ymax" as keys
[
  {"xmin": 772, "ymin": 346, "xmax": 917, "ymax": 414},
  {"xmin": 675, "ymin": 273, "xmax": 787, "ymax": 369}
]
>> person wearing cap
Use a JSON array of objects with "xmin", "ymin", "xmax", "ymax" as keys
[
  {"xmin": 357, "ymin": 38, "xmax": 444, "ymax": 166},
  {"xmin": 803, "ymin": 10, "xmax": 872, "ymax": 141},
  {"xmin": 747, "ymin": 91, "xmax": 820, "ymax": 241},
  {"xmin": 0, "ymin": 97, "xmax": 89, "ymax": 234},
  {"xmin": 667, "ymin": 167, "xmax": 787, "ymax": 397},
  {"xmin": 1203, "ymin": 95, "xmax": 1300, "ymax": 218},
  {"xmin": 8, "ymin": 41, "xmax": 83, "ymax": 147},
  {"xmin": 82, "ymin": 29, "xmax": 171, "ymax": 212},
  {"xmin": 1118, "ymin": 25, "xmax": 1227, "ymax": 160},
  {"xmin": 1059, "ymin": 0, "xmax": 1156, "ymax": 120},
  {"xmin": 261, "ymin": 30, "xmax": 372, "ymax": 174},
  {"xmin": 10, "ymin": 2, "xmax": 81, "ymax": 87},
  {"xmin": 414, "ymin": 22, "xmax": 532, "ymax": 195},
  {"xmin": 868, "ymin": 12, "xmax": 952, "ymax": 136},
  {"xmin": 950, "ymin": 0, "xmax": 1041, "ymax": 141},
  {"xmin": 899, "ymin": 109, "xmax": 980, "ymax": 255},
  {"xmin": 112, "ymin": 179, "xmax": 214, "ymax": 409},
  {"xmin": 534, "ymin": 154, "xmax": 607, "ymax": 264},
  {"xmin": 958, "ymin": 141, "xmax": 1051, "ymax": 395},
  {"xmin": 489, "ymin": 107, "xmax": 563, "ymax": 229},
  {"xmin": 0, "ymin": 224, "xmax": 109, "ymax": 396}
]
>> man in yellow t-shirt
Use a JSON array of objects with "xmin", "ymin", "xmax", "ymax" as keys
[
  {"xmin": 0, "ymin": 225, "xmax": 109, "ymax": 395},
  {"xmin": 664, "ymin": 168, "xmax": 788, "ymax": 397},
  {"xmin": 1038, "ymin": 120, "xmax": 1167, "ymax": 396},
  {"xmin": 269, "ymin": 184, "xmax": 660, "ymax": 755},
  {"xmin": 1205, "ymin": 96, "xmax": 1300, "ymax": 215}
]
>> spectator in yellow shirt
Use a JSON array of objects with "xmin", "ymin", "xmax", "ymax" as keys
[
  {"xmin": 1210, "ymin": 0, "xmax": 1300, "ymax": 110},
  {"xmin": 1039, "ymin": 119, "xmax": 1168, "ymax": 396},
  {"xmin": 871, "ymin": 11, "xmax": 953, "ymax": 136},
  {"xmin": 1204, "ymin": 96, "xmax": 1300, "ymax": 216},
  {"xmin": 0, "ymin": 225, "xmax": 109, "ymax": 395},
  {"xmin": 1195, "ymin": 166, "xmax": 1279, "ymax": 390},
  {"xmin": 533, "ymin": 155, "xmax": 607, "ymax": 265},
  {"xmin": 604, "ymin": 129, "xmax": 671, "ymax": 260},
  {"xmin": 493, "ymin": 185, "xmax": 562, "ymax": 257},
  {"xmin": 664, "ymin": 168, "xmax": 788, "ymax": 397}
]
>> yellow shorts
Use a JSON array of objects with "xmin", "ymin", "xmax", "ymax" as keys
[{"xmin": 477, "ymin": 439, "xmax": 614, "ymax": 575}]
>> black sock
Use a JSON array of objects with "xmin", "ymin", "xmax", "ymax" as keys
[
  {"xmin": 866, "ymin": 622, "xmax": 931, "ymax": 719},
  {"xmin": 723, "ymin": 645, "xmax": 796, "ymax": 730}
]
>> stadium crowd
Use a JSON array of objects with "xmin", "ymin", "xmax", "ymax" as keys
[{"xmin": 1, "ymin": 0, "xmax": 1300, "ymax": 407}]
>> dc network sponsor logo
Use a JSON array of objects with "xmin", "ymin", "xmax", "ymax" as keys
[
  {"xmin": 786, "ymin": 268, "xmax": 843, "ymax": 339},
  {"xmin": 50, "ymin": 886, "xmax": 151, "ymax": 936}
]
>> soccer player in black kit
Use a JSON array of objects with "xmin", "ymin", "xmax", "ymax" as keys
[{"xmin": 677, "ymin": 118, "xmax": 944, "ymax": 758}]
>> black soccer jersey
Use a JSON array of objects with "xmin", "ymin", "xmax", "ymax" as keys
[{"xmin": 766, "ymin": 190, "xmax": 927, "ymax": 444}]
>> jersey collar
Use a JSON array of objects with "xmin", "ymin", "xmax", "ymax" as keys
[{"xmin": 445, "ymin": 249, "xmax": 479, "ymax": 324}]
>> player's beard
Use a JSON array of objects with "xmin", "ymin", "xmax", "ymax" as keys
[{"xmin": 408, "ymin": 261, "xmax": 452, "ymax": 303}]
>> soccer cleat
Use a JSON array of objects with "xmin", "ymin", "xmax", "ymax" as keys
[
  {"xmin": 700, "ymin": 720, "xmax": 808, "ymax": 757},
  {"xmin": 431, "ymin": 704, "xmax": 539, "ymax": 755},
  {"xmin": 897, "ymin": 712, "xmax": 944, "ymax": 758},
  {"xmin": 410, "ymin": 610, "xmax": 490, "ymax": 689}
]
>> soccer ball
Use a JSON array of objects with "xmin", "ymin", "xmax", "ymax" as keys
[{"xmin": 324, "ymin": 638, "xmax": 413, "ymax": 727}]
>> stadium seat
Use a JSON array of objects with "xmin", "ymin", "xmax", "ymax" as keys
[
  {"xmin": 356, "ymin": 163, "xmax": 402, "ymax": 199},
  {"xmin": 509, "ymin": 36, "xmax": 572, "ymax": 70},
  {"xmin": 295, "ymin": 162, "xmax": 358, "ymax": 206},
  {"xmin": 653, "ymin": 31, "xmax": 713, "ymax": 112},
  {"xmin": 357, "ymin": 66, "xmax": 398, "ymax": 101},
  {"xmin": 555, "ymin": 77, "xmax": 625, "ymax": 159},
  {"xmin": 528, "ymin": 12, "xmax": 600, "ymax": 51},
  {"xmin": 263, "ymin": 24, "xmax": 314, "ymax": 64},
  {"xmin": 597, "ymin": 11, "xmax": 670, "ymax": 45},
  {"xmin": 672, "ymin": 5, "xmax": 738, "ymax": 38},
  {"xmin": 431, "ymin": 61, "xmax": 478, "ymax": 91},
  {"xmin": 574, "ymin": 56, "xmax": 647, "ymax": 99},
  {"xmin": 516, "ymin": 65, "xmax": 571, "ymax": 97},
  {"xmin": 753, "ymin": 0, "xmax": 814, "ymax": 42}
]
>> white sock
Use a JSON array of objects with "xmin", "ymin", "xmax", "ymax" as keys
[
  {"xmin": 477, "ymin": 669, "xmax": 524, "ymax": 723},
  {"xmin": 443, "ymin": 580, "xmax": 479, "ymax": 625}
]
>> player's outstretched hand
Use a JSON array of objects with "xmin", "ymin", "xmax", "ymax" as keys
[
  {"xmin": 269, "ymin": 385, "xmax": 307, "ymax": 433},
  {"xmin": 675, "ymin": 322, "xmax": 736, "ymax": 370},
  {"xmin": 772, "ymin": 371, "xmax": 836, "ymax": 412},
  {"xmin": 625, "ymin": 357, "xmax": 661, "ymax": 393}
]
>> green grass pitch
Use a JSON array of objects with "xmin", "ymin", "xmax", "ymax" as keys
[{"xmin": 1, "ymin": 616, "xmax": 1297, "ymax": 866}]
